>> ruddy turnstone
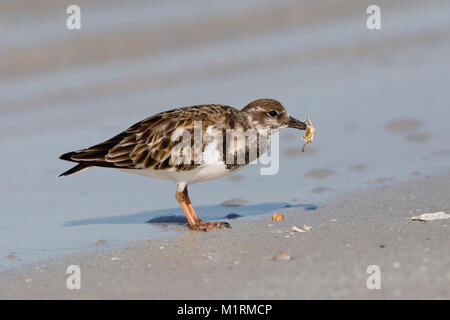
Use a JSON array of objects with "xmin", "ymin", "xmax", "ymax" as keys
[{"xmin": 59, "ymin": 98, "xmax": 307, "ymax": 231}]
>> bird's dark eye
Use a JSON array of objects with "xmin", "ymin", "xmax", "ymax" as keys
[{"xmin": 268, "ymin": 110, "xmax": 278, "ymax": 117}]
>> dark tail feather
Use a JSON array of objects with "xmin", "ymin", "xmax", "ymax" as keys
[
  {"xmin": 58, "ymin": 163, "xmax": 90, "ymax": 177},
  {"xmin": 59, "ymin": 151, "xmax": 77, "ymax": 162}
]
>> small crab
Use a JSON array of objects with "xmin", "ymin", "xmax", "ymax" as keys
[{"xmin": 301, "ymin": 117, "xmax": 315, "ymax": 152}]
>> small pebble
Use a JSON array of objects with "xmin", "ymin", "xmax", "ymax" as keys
[
  {"xmin": 222, "ymin": 198, "xmax": 248, "ymax": 207},
  {"xmin": 94, "ymin": 240, "xmax": 106, "ymax": 246},
  {"xmin": 273, "ymin": 252, "xmax": 292, "ymax": 261}
]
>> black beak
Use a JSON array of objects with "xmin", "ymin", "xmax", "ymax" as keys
[{"xmin": 286, "ymin": 116, "xmax": 307, "ymax": 130}]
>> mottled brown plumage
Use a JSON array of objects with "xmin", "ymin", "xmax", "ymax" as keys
[
  {"xmin": 59, "ymin": 98, "xmax": 307, "ymax": 231},
  {"xmin": 60, "ymin": 99, "xmax": 304, "ymax": 175},
  {"xmin": 60, "ymin": 105, "xmax": 240, "ymax": 174}
]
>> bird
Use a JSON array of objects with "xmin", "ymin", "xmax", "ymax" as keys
[{"xmin": 59, "ymin": 98, "xmax": 307, "ymax": 231}]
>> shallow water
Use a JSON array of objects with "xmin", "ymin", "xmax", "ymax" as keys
[{"xmin": 1, "ymin": 0, "xmax": 450, "ymax": 269}]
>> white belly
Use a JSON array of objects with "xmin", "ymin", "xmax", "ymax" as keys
[
  {"xmin": 121, "ymin": 127, "xmax": 247, "ymax": 186},
  {"xmin": 121, "ymin": 163, "xmax": 243, "ymax": 185}
]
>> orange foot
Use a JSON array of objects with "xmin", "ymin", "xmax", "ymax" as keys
[{"xmin": 189, "ymin": 221, "xmax": 231, "ymax": 231}]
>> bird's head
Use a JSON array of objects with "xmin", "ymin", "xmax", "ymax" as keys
[{"xmin": 241, "ymin": 98, "xmax": 306, "ymax": 131}]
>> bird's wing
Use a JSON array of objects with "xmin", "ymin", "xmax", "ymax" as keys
[{"xmin": 59, "ymin": 105, "xmax": 240, "ymax": 171}]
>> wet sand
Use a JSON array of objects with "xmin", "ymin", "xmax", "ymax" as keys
[
  {"xmin": 1, "ymin": 0, "xmax": 450, "ymax": 282},
  {"xmin": 1, "ymin": 172, "xmax": 449, "ymax": 299}
]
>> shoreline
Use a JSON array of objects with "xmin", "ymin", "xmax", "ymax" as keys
[
  {"xmin": 2, "ymin": 0, "xmax": 450, "ymax": 276},
  {"xmin": 1, "ymin": 172, "xmax": 449, "ymax": 299}
]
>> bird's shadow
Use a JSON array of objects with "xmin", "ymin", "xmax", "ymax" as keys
[{"xmin": 63, "ymin": 202, "xmax": 317, "ymax": 227}]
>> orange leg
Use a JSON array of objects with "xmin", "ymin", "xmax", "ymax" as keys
[{"xmin": 175, "ymin": 186, "xmax": 230, "ymax": 231}]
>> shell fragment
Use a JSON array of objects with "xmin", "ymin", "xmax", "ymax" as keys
[
  {"xmin": 411, "ymin": 212, "xmax": 450, "ymax": 221},
  {"xmin": 272, "ymin": 213, "xmax": 285, "ymax": 221},
  {"xmin": 292, "ymin": 225, "xmax": 312, "ymax": 232}
]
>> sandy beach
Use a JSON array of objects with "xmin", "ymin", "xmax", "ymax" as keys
[
  {"xmin": 1, "ymin": 0, "xmax": 450, "ymax": 299},
  {"xmin": 1, "ymin": 172, "xmax": 449, "ymax": 299}
]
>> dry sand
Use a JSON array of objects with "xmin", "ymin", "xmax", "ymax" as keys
[{"xmin": 1, "ymin": 172, "xmax": 449, "ymax": 299}]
